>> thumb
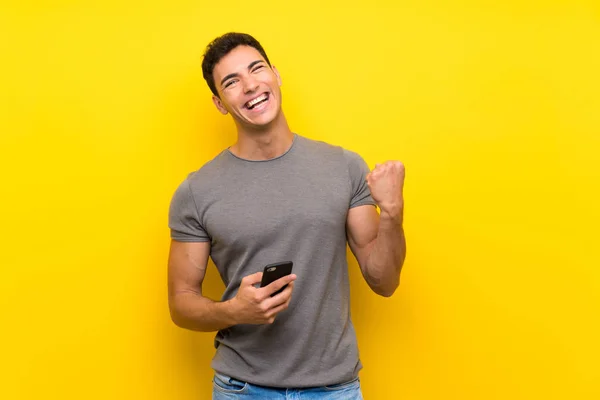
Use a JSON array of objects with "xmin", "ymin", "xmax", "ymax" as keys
[{"xmin": 242, "ymin": 271, "xmax": 263, "ymax": 287}]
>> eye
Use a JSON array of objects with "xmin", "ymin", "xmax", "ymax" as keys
[
  {"xmin": 252, "ymin": 65, "xmax": 265, "ymax": 72},
  {"xmin": 224, "ymin": 79, "xmax": 238, "ymax": 88}
]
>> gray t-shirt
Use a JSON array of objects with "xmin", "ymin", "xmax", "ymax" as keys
[{"xmin": 168, "ymin": 134, "xmax": 376, "ymax": 388}]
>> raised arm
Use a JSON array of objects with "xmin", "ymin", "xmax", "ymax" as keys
[{"xmin": 346, "ymin": 161, "xmax": 406, "ymax": 297}]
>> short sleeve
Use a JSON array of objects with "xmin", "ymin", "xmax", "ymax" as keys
[
  {"xmin": 343, "ymin": 149, "xmax": 377, "ymax": 209},
  {"xmin": 168, "ymin": 179, "xmax": 211, "ymax": 242}
]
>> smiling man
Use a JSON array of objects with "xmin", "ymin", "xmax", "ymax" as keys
[{"xmin": 168, "ymin": 32, "xmax": 406, "ymax": 399}]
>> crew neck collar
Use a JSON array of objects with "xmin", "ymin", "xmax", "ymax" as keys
[{"xmin": 226, "ymin": 134, "xmax": 298, "ymax": 163}]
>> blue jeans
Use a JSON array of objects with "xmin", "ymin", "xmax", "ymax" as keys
[{"xmin": 212, "ymin": 373, "xmax": 363, "ymax": 399}]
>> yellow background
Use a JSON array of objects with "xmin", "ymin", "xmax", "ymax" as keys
[{"xmin": 1, "ymin": 1, "xmax": 599, "ymax": 399}]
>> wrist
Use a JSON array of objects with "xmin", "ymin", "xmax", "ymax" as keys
[
  {"xmin": 379, "ymin": 204, "xmax": 404, "ymax": 223},
  {"xmin": 222, "ymin": 298, "xmax": 241, "ymax": 326}
]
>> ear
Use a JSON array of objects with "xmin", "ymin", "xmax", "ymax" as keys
[
  {"xmin": 212, "ymin": 95, "xmax": 229, "ymax": 115},
  {"xmin": 272, "ymin": 65, "xmax": 282, "ymax": 86}
]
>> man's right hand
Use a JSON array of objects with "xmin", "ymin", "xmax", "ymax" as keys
[{"xmin": 229, "ymin": 271, "xmax": 297, "ymax": 325}]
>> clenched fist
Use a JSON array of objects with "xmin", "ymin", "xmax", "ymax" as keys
[{"xmin": 366, "ymin": 161, "xmax": 405, "ymax": 218}]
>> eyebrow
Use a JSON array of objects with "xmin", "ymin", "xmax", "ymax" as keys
[{"xmin": 220, "ymin": 60, "xmax": 266, "ymax": 86}]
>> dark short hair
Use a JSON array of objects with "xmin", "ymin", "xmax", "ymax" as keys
[{"xmin": 201, "ymin": 32, "xmax": 272, "ymax": 97}]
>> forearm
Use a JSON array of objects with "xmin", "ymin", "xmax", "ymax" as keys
[
  {"xmin": 364, "ymin": 210, "xmax": 406, "ymax": 297},
  {"xmin": 169, "ymin": 291, "xmax": 238, "ymax": 332}
]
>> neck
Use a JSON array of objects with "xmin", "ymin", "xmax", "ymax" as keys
[{"xmin": 230, "ymin": 111, "xmax": 294, "ymax": 160}]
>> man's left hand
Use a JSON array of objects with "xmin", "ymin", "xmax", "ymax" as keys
[{"xmin": 366, "ymin": 161, "xmax": 405, "ymax": 218}]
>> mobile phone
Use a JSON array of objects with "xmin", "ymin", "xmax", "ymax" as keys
[{"xmin": 260, "ymin": 261, "xmax": 293, "ymax": 297}]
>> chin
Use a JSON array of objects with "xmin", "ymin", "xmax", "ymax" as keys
[{"xmin": 247, "ymin": 110, "xmax": 281, "ymax": 128}]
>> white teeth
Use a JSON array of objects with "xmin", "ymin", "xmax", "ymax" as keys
[{"xmin": 247, "ymin": 94, "xmax": 267, "ymax": 108}]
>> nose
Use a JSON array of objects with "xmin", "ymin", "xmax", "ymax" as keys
[{"xmin": 242, "ymin": 75, "xmax": 259, "ymax": 94}]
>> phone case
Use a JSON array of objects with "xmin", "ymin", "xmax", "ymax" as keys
[{"xmin": 260, "ymin": 261, "xmax": 293, "ymax": 296}]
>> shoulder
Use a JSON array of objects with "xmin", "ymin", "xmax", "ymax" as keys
[
  {"xmin": 294, "ymin": 135, "xmax": 369, "ymax": 174},
  {"xmin": 297, "ymin": 135, "xmax": 365, "ymax": 158},
  {"xmin": 169, "ymin": 149, "xmax": 232, "ymax": 208},
  {"xmin": 342, "ymin": 147, "xmax": 366, "ymax": 165},
  {"xmin": 180, "ymin": 149, "xmax": 230, "ymax": 189},
  {"xmin": 294, "ymin": 134, "xmax": 347, "ymax": 160}
]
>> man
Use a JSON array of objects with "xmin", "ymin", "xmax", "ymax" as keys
[{"xmin": 168, "ymin": 32, "xmax": 406, "ymax": 399}]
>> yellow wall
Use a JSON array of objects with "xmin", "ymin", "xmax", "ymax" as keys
[{"xmin": 1, "ymin": 1, "xmax": 599, "ymax": 399}]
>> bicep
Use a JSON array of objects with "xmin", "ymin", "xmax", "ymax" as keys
[
  {"xmin": 168, "ymin": 240, "xmax": 211, "ymax": 298},
  {"xmin": 346, "ymin": 205, "xmax": 379, "ymax": 269}
]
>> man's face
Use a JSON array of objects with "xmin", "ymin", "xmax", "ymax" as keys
[{"xmin": 211, "ymin": 45, "xmax": 282, "ymax": 129}]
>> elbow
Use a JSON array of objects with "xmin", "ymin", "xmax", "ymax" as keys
[
  {"xmin": 363, "ymin": 272, "xmax": 401, "ymax": 297},
  {"xmin": 363, "ymin": 258, "xmax": 404, "ymax": 298},
  {"xmin": 169, "ymin": 308, "xmax": 201, "ymax": 331},
  {"xmin": 374, "ymin": 285, "xmax": 398, "ymax": 298},
  {"xmin": 169, "ymin": 305, "xmax": 186, "ymax": 328},
  {"xmin": 377, "ymin": 289, "xmax": 395, "ymax": 298},
  {"xmin": 168, "ymin": 298, "xmax": 210, "ymax": 332},
  {"xmin": 170, "ymin": 314, "xmax": 185, "ymax": 329},
  {"xmin": 168, "ymin": 299, "xmax": 194, "ymax": 330},
  {"xmin": 371, "ymin": 278, "xmax": 400, "ymax": 298}
]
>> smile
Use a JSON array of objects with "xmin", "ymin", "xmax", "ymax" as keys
[{"xmin": 245, "ymin": 93, "xmax": 269, "ymax": 109}]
